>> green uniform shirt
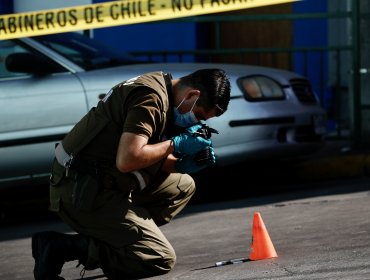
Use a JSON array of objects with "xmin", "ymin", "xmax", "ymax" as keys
[
  {"xmin": 63, "ymin": 71, "xmax": 170, "ymax": 160},
  {"xmin": 50, "ymin": 72, "xmax": 172, "ymax": 211}
]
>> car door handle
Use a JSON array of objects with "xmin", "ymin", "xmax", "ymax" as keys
[{"xmin": 98, "ymin": 93, "xmax": 106, "ymax": 100}]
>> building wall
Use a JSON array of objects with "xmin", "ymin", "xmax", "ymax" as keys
[
  {"xmin": 0, "ymin": 0, "xmax": 13, "ymax": 14},
  {"xmin": 293, "ymin": 0, "xmax": 328, "ymax": 93},
  {"xmin": 13, "ymin": 0, "xmax": 91, "ymax": 12},
  {"xmin": 91, "ymin": 0, "xmax": 197, "ymax": 61},
  {"xmin": 206, "ymin": 3, "xmax": 293, "ymax": 69}
]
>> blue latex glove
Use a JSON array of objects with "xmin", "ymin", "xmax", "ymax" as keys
[
  {"xmin": 171, "ymin": 131, "xmax": 212, "ymax": 155},
  {"xmin": 175, "ymin": 147, "xmax": 216, "ymax": 174}
]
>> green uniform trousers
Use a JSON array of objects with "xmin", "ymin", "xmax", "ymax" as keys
[{"xmin": 49, "ymin": 161, "xmax": 195, "ymax": 279}]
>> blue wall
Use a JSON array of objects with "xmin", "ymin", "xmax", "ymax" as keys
[
  {"xmin": 292, "ymin": 0, "xmax": 328, "ymax": 95},
  {"xmin": 92, "ymin": 0, "xmax": 197, "ymax": 62},
  {"xmin": 94, "ymin": 23, "xmax": 197, "ymax": 62},
  {"xmin": 0, "ymin": 0, "xmax": 13, "ymax": 14},
  {"xmin": 292, "ymin": 0, "xmax": 332, "ymax": 130}
]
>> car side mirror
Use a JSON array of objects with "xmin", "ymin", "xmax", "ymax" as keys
[{"xmin": 5, "ymin": 52, "xmax": 64, "ymax": 75}]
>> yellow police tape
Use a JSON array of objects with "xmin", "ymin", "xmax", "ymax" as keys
[{"xmin": 0, "ymin": 0, "xmax": 298, "ymax": 39}]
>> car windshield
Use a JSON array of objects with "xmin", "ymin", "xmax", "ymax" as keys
[{"xmin": 33, "ymin": 32, "xmax": 143, "ymax": 70}]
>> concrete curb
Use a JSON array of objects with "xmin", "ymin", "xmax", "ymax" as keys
[{"xmin": 298, "ymin": 152, "xmax": 370, "ymax": 180}]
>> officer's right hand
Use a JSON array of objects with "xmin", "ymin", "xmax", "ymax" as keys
[
  {"xmin": 175, "ymin": 147, "xmax": 216, "ymax": 174},
  {"xmin": 171, "ymin": 133, "xmax": 212, "ymax": 155}
]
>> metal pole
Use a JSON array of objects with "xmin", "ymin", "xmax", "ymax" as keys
[{"xmin": 351, "ymin": 0, "xmax": 361, "ymax": 147}]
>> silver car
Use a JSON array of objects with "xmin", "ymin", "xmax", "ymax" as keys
[{"xmin": 0, "ymin": 32, "xmax": 327, "ymax": 189}]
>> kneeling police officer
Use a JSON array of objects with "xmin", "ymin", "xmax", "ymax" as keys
[{"xmin": 32, "ymin": 68, "xmax": 231, "ymax": 279}]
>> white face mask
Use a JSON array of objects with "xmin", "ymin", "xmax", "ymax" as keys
[{"xmin": 173, "ymin": 97, "xmax": 199, "ymax": 127}]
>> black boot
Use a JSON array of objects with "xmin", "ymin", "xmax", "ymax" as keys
[{"xmin": 32, "ymin": 231, "xmax": 89, "ymax": 280}]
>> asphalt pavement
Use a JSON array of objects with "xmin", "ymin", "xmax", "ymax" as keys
[{"xmin": 0, "ymin": 140, "xmax": 370, "ymax": 279}]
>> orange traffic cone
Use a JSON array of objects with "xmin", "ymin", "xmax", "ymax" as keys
[{"xmin": 249, "ymin": 212, "xmax": 278, "ymax": 261}]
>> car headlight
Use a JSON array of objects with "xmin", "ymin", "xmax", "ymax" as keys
[{"xmin": 237, "ymin": 76, "xmax": 285, "ymax": 101}]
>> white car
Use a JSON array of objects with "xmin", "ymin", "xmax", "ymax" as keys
[{"xmin": 0, "ymin": 32, "xmax": 327, "ymax": 189}]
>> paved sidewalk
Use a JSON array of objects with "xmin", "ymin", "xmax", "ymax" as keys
[
  {"xmin": 296, "ymin": 140, "xmax": 370, "ymax": 180},
  {"xmin": 1, "ymin": 177, "xmax": 369, "ymax": 280},
  {"xmin": 1, "ymin": 139, "xmax": 370, "ymax": 279}
]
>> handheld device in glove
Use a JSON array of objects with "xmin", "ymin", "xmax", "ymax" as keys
[
  {"xmin": 194, "ymin": 147, "xmax": 217, "ymax": 166},
  {"xmin": 187, "ymin": 123, "xmax": 219, "ymax": 165},
  {"xmin": 189, "ymin": 123, "xmax": 219, "ymax": 140},
  {"xmin": 175, "ymin": 147, "xmax": 216, "ymax": 174}
]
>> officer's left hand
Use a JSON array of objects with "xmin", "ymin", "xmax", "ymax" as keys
[{"xmin": 171, "ymin": 132, "xmax": 211, "ymax": 155}]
